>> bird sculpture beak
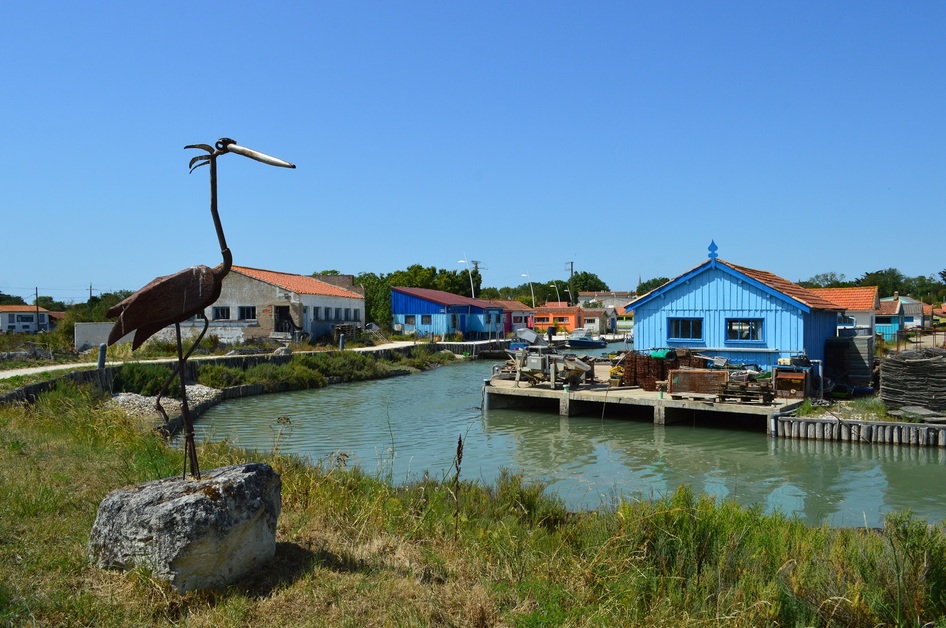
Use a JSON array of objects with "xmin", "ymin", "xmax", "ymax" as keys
[{"xmin": 226, "ymin": 143, "xmax": 296, "ymax": 169}]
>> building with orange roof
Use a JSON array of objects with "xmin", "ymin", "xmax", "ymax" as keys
[
  {"xmin": 174, "ymin": 265, "xmax": 365, "ymax": 343},
  {"xmin": 624, "ymin": 242, "xmax": 842, "ymax": 371},
  {"xmin": 532, "ymin": 302, "xmax": 583, "ymax": 334},
  {"xmin": 1, "ymin": 304, "xmax": 52, "ymax": 333},
  {"xmin": 809, "ymin": 286, "xmax": 879, "ymax": 334}
]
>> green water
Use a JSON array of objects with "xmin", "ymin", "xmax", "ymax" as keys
[{"xmin": 194, "ymin": 359, "xmax": 946, "ymax": 527}]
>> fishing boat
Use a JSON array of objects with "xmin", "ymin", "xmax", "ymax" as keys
[{"xmin": 564, "ymin": 329, "xmax": 607, "ymax": 349}]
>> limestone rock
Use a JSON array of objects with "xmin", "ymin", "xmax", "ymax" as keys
[
  {"xmin": 273, "ymin": 346, "xmax": 292, "ymax": 356},
  {"xmin": 89, "ymin": 463, "xmax": 281, "ymax": 592}
]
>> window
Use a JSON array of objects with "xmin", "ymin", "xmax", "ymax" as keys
[
  {"xmin": 16, "ymin": 314, "xmax": 34, "ymax": 323},
  {"xmin": 335, "ymin": 308, "xmax": 342, "ymax": 320},
  {"xmin": 726, "ymin": 319, "xmax": 763, "ymax": 341},
  {"xmin": 668, "ymin": 317, "xmax": 703, "ymax": 340},
  {"xmin": 513, "ymin": 316, "xmax": 523, "ymax": 323},
  {"xmin": 353, "ymin": 309, "xmax": 361, "ymax": 322},
  {"xmin": 324, "ymin": 307, "xmax": 331, "ymax": 320},
  {"xmin": 238, "ymin": 306, "xmax": 256, "ymax": 321},
  {"xmin": 313, "ymin": 307, "xmax": 320, "ymax": 320},
  {"xmin": 837, "ymin": 315, "xmax": 856, "ymax": 327},
  {"xmin": 405, "ymin": 315, "xmax": 416, "ymax": 325},
  {"xmin": 535, "ymin": 316, "xmax": 550, "ymax": 324},
  {"xmin": 212, "ymin": 306, "xmax": 230, "ymax": 321},
  {"xmin": 421, "ymin": 314, "xmax": 431, "ymax": 325},
  {"xmin": 344, "ymin": 308, "xmax": 351, "ymax": 321},
  {"xmin": 876, "ymin": 316, "xmax": 892, "ymax": 325},
  {"xmin": 554, "ymin": 316, "xmax": 568, "ymax": 324}
]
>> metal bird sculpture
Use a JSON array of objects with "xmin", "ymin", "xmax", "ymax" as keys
[{"xmin": 107, "ymin": 138, "xmax": 295, "ymax": 479}]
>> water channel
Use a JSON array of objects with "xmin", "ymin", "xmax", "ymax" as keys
[{"xmin": 195, "ymin": 359, "xmax": 946, "ymax": 528}]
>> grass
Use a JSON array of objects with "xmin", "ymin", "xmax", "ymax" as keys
[{"xmin": 4, "ymin": 382, "xmax": 946, "ymax": 625}]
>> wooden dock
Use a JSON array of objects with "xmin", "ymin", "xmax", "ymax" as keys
[
  {"xmin": 483, "ymin": 362, "xmax": 801, "ymax": 426},
  {"xmin": 483, "ymin": 362, "xmax": 946, "ymax": 447}
]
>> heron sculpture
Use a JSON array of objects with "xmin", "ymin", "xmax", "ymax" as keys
[{"xmin": 107, "ymin": 138, "xmax": 295, "ymax": 479}]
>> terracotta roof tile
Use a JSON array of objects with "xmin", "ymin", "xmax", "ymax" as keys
[
  {"xmin": 878, "ymin": 300, "xmax": 903, "ymax": 315},
  {"xmin": 232, "ymin": 266, "xmax": 362, "ymax": 299},
  {"xmin": 719, "ymin": 260, "xmax": 842, "ymax": 311},
  {"xmin": 809, "ymin": 286, "xmax": 879, "ymax": 311},
  {"xmin": 0, "ymin": 304, "xmax": 50, "ymax": 313}
]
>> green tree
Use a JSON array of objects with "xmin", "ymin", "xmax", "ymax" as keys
[
  {"xmin": 0, "ymin": 291, "xmax": 27, "ymax": 306},
  {"xmin": 570, "ymin": 271, "xmax": 608, "ymax": 293},
  {"xmin": 34, "ymin": 296, "xmax": 67, "ymax": 311},
  {"xmin": 355, "ymin": 271, "xmax": 391, "ymax": 329},
  {"xmin": 637, "ymin": 277, "xmax": 670, "ymax": 295},
  {"xmin": 798, "ymin": 272, "xmax": 849, "ymax": 288},
  {"xmin": 855, "ymin": 268, "xmax": 906, "ymax": 297}
]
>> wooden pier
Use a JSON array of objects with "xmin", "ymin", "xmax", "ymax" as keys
[
  {"xmin": 483, "ymin": 362, "xmax": 946, "ymax": 447},
  {"xmin": 483, "ymin": 362, "xmax": 802, "ymax": 426}
]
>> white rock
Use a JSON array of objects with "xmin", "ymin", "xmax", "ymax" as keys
[{"xmin": 88, "ymin": 463, "xmax": 281, "ymax": 592}]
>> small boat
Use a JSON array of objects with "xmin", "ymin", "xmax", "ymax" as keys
[{"xmin": 564, "ymin": 329, "xmax": 607, "ymax": 349}]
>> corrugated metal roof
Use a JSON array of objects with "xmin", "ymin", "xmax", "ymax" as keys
[
  {"xmin": 232, "ymin": 266, "xmax": 362, "ymax": 299},
  {"xmin": 808, "ymin": 286, "xmax": 879, "ymax": 311},
  {"xmin": 484, "ymin": 298, "xmax": 535, "ymax": 311},
  {"xmin": 392, "ymin": 287, "xmax": 499, "ymax": 309}
]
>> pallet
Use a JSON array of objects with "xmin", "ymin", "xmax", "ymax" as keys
[{"xmin": 716, "ymin": 381, "xmax": 774, "ymax": 405}]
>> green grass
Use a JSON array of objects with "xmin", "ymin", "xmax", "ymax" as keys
[{"xmin": 3, "ymin": 381, "xmax": 946, "ymax": 625}]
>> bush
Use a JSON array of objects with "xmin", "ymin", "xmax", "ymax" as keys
[
  {"xmin": 113, "ymin": 362, "xmax": 180, "ymax": 397},
  {"xmin": 197, "ymin": 364, "xmax": 246, "ymax": 389},
  {"xmin": 296, "ymin": 352, "xmax": 385, "ymax": 381}
]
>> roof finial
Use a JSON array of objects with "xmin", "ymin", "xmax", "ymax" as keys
[{"xmin": 708, "ymin": 240, "xmax": 718, "ymax": 261}]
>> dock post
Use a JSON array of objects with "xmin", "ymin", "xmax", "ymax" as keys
[{"xmin": 654, "ymin": 404, "xmax": 666, "ymax": 425}]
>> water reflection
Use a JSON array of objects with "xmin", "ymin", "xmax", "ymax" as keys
[{"xmin": 194, "ymin": 360, "xmax": 946, "ymax": 527}]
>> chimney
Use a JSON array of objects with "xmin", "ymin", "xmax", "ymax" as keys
[{"xmin": 893, "ymin": 291, "xmax": 899, "ymax": 301}]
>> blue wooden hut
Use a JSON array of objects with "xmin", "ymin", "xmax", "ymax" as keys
[
  {"xmin": 390, "ymin": 287, "xmax": 504, "ymax": 340},
  {"xmin": 624, "ymin": 243, "xmax": 842, "ymax": 371}
]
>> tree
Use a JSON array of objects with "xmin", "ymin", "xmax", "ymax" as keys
[
  {"xmin": 570, "ymin": 271, "xmax": 608, "ymax": 293},
  {"xmin": 312, "ymin": 269, "xmax": 340, "ymax": 276},
  {"xmin": 798, "ymin": 272, "xmax": 849, "ymax": 289},
  {"xmin": 34, "ymin": 296, "xmax": 67, "ymax": 311},
  {"xmin": 0, "ymin": 291, "xmax": 26, "ymax": 306},
  {"xmin": 354, "ymin": 272, "xmax": 392, "ymax": 328},
  {"xmin": 940, "ymin": 268, "xmax": 946, "ymax": 285},
  {"xmin": 855, "ymin": 268, "xmax": 906, "ymax": 297},
  {"xmin": 637, "ymin": 277, "xmax": 670, "ymax": 295}
]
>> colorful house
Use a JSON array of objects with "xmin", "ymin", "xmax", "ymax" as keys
[
  {"xmin": 485, "ymin": 299, "xmax": 534, "ymax": 335},
  {"xmin": 624, "ymin": 243, "xmax": 842, "ymax": 370},
  {"xmin": 391, "ymin": 287, "xmax": 504, "ymax": 340},
  {"xmin": 532, "ymin": 302, "xmax": 582, "ymax": 334},
  {"xmin": 875, "ymin": 299, "xmax": 905, "ymax": 341}
]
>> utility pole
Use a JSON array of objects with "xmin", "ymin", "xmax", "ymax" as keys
[
  {"xmin": 35, "ymin": 287, "xmax": 40, "ymax": 332},
  {"xmin": 566, "ymin": 261, "xmax": 574, "ymax": 305}
]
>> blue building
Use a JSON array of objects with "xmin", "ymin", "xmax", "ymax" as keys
[
  {"xmin": 624, "ymin": 243, "xmax": 842, "ymax": 371},
  {"xmin": 391, "ymin": 287, "xmax": 505, "ymax": 340}
]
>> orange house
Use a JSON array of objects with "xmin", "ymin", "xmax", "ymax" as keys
[{"xmin": 532, "ymin": 302, "xmax": 582, "ymax": 333}]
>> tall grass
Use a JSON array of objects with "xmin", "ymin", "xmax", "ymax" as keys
[{"xmin": 5, "ymin": 383, "xmax": 946, "ymax": 625}]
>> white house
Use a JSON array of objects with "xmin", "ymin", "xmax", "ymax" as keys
[{"xmin": 1, "ymin": 305, "xmax": 52, "ymax": 333}]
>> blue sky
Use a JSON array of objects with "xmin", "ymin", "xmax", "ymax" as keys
[{"xmin": 2, "ymin": 2, "xmax": 943, "ymax": 304}]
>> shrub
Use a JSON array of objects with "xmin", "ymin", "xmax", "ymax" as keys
[
  {"xmin": 197, "ymin": 364, "xmax": 246, "ymax": 389},
  {"xmin": 113, "ymin": 362, "xmax": 180, "ymax": 397}
]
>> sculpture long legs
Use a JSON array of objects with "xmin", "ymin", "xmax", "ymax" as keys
[{"xmin": 154, "ymin": 314, "xmax": 209, "ymax": 479}]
